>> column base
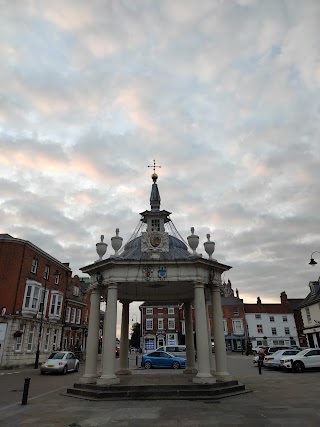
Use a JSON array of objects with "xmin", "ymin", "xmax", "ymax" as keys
[
  {"xmin": 193, "ymin": 375, "xmax": 216, "ymax": 384},
  {"xmin": 116, "ymin": 369, "xmax": 132, "ymax": 375},
  {"xmin": 79, "ymin": 374, "xmax": 98, "ymax": 384},
  {"xmin": 97, "ymin": 375, "xmax": 120, "ymax": 385},
  {"xmin": 214, "ymin": 371, "xmax": 233, "ymax": 382},
  {"xmin": 183, "ymin": 367, "xmax": 198, "ymax": 374}
]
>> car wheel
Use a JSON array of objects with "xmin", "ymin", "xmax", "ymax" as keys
[
  {"xmin": 144, "ymin": 361, "xmax": 152, "ymax": 369},
  {"xmin": 172, "ymin": 361, "xmax": 180, "ymax": 369},
  {"xmin": 62, "ymin": 365, "xmax": 68, "ymax": 375},
  {"xmin": 40, "ymin": 371, "xmax": 45, "ymax": 375},
  {"xmin": 75, "ymin": 363, "xmax": 79, "ymax": 372},
  {"xmin": 293, "ymin": 361, "xmax": 305, "ymax": 373}
]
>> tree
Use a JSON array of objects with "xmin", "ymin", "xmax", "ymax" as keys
[{"xmin": 130, "ymin": 322, "xmax": 141, "ymax": 348}]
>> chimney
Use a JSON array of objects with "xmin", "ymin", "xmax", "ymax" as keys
[
  {"xmin": 257, "ymin": 297, "xmax": 261, "ymax": 305},
  {"xmin": 280, "ymin": 291, "xmax": 288, "ymax": 304},
  {"xmin": 236, "ymin": 288, "xmax": 239, "ymax": 298}
]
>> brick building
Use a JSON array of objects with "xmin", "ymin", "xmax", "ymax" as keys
[{"xmin": 0, "ymin": 234, "xmax": 89, "ymax": 367}]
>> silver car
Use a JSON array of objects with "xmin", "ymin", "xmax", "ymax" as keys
[{"xmin": 40, "ymin": 351, "xmax": 80, "ymax": 375}]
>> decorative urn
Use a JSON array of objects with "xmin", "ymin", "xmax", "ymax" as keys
[
  {"xmin": 204, "ymin": 234, "xmax": 215, "ymax": 259},
  {"xmin": 96, "ymin": 235, "xmax": 107, "ymax": 260},
  {"xmin": 187, "ymin": 227, "xmax": 199, "ymax": 254},
  {"xmin": 111, "ymin": 228, "xmax": 123, "ymax": 256}
]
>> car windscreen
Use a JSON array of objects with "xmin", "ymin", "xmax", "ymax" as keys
[{"xmin": 48, "ymin": 352, "xmax": 65, "ymax": 359}]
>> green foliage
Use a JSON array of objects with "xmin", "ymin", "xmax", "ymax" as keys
[{"xmin": 130, "ymin": 322, "xmax": 141, "ymax": 348}]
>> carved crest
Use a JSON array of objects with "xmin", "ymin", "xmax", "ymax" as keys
[
  {"xmin": 158, "ymin": 265, "xmax": 167, "ymax": 280},
  {"xmin": 142, "ymin": 265, "xmax": 154, "ymax": 281}
]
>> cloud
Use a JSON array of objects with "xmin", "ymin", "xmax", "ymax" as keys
[{"xmin": 0, "ymin": 0, "xmax": 320, "ymax": 310}]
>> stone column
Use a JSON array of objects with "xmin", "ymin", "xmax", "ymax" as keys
[
  {"xmin": 193, "ymin": 283, "xmax": 215, "ymax": 384},
  {"xmin": 206, "ymin": 301, "xmax": 215, "ymax": 373},
  {"xmin": 183, "ymin": 302, "xmax": 197, "ymax": 374},
  {"xmin": 97, "ymin": 283, "xmax": 120, "ymax": 385},
  {"xmin": 117, "ymin": 300, "xmax": 131, "ymax": 375},
  {"xmin": 80, "ymin": 287, "xmax": 101, "ymax": 384},
  {"xmin": 212, "ymin": 283, "xmax": 232, "ymax": 381}
]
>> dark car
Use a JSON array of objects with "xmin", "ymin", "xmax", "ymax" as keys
[
  {"xmin": 141, "ymin": 351, "xmax": 186, "ymax": 369},
  {"xmin": 115, "ymin": 347, "xmax": 120, "ymax": 358}
]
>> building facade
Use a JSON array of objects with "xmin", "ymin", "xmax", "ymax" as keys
[
  {"xmin": 0, "ymin": 234, "xmax": 89, "ymax": 367},
  {"xmin": 298, "ymin": 277, "xmax": 320, "ymax": 348},
  {"xmin": 244, "ymin": 294, "xmax": 299, "ymax": 349}
]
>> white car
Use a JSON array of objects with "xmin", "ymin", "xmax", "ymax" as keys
[
  {"xmin": 264, "ymin": 349, "xmax": 300, "ymax": 368},
  {"xmin": 280, "ymin": 348, "xmax": 320, "ymax": 373}
]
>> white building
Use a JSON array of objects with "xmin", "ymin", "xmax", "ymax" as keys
[{"xmin": 244, "ymin": 295, "xmax": 299, "ymax": 348}]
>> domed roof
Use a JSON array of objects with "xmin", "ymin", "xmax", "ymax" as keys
[{"xmin": 120, "ymin": 234, "xmax": 191, "ymax": 260}]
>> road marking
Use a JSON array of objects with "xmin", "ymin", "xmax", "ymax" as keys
[{"xmin": 0, "ymin": 384, "xmax": 72, "ymax": 412}]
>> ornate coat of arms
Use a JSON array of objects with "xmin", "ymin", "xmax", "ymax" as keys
[{"xmin": 141, "ymin": 232, "xmax": 169, "ymax": 255}]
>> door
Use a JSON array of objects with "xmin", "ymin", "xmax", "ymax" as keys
[
  {"xmin": 305, "ymin": 349, "xmax": 320, "ymax": 368},
  {"xmin": 66, "ymin": 353, "xmax": 76, "ymax": 370}
]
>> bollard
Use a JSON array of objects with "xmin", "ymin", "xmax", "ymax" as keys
[
  {"xmin": 21, "ymin": 377, "xmax": 30, "ymax": 405},
  {"xmin": 291, "ymin": 359, "xmax": 294, "ymax": 373},
  {"xmin": 258, "ymin": 360, "xmax": 262, "ymax": 375},
  {"xmin": 136, "ymin": 355, "xmax": 138, "ymax": 366}
]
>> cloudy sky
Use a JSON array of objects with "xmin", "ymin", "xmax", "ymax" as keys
[{"xmin": 1, "ymin": 0, "xmax": 320, "ymax": 320}]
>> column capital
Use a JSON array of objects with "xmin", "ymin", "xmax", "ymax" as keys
[
  {"xmin": 106, "ymin": 282, "xmax": 118, "ymax": 290},
  {"xmin": 194, "ymin": 282, "xmax": 205, "ymax": 290},
  {"xmin": 119, "ymin": 299, "xmax": 132, "ymax": 305}
]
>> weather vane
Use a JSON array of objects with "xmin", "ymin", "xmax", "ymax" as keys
[{"xmin": 148, "ymin": 159, "xmax": 161, "ymax": 174}]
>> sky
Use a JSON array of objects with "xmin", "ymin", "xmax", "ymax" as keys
[{"xmin": 1, "ymin": 0, "xmax": 320, "ymax": 330}]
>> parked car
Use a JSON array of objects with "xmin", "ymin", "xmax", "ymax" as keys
[
  {"xmin": 141, "ymin": 351, "xmax": 186, "ymax": 369},
  {"xmin": 156, "ymin": 345, "xmax": 187, "ymax": 358},
  {"xmin": 115, "ymin": 347, "xmax": 120, "ymax": 358},
  {"xmin": 40, "ymin": 351, "xmax": 79, "ymax": 375},
  {"xmin": 253, "ymin": 346, "xmax": 295, "ymax": 366},
  {"xmin": 264, "ymin": 349, "xmax": 300, "ymax": 368},
  {"xmin": 280, "ymin": 348, "xmax": 320, "ymax": 373}
]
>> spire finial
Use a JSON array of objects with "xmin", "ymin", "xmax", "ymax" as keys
[{"xmin": 148, "ymin": 159, "xmax": 161, "ymax": 183}]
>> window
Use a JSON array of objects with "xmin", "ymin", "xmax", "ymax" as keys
[
  {"xmin": 32, "ymin": 287, "xmax": 40, "ymax": 309},
  {"xmin": 158, "ymin": 318, "xmax": 164, "ymax": 330},
  {"xmin": 168, "ymin": 318, "xmax": 175, "ymax": 330},
  {"xmin": 31, "ymin": 257, "xmax": 38, "ymax": 274},
  {"xmin": 52, "ymin": 329, "xmax": 58, "ymax": 351},
  {"xmin": 232, "ymin": 320, "xmax": 243, "ymax": 334},
  {"xmin": 306, "ymin": 307, "xmax": 311, "ymax": 323},
  {"xmin": 284, "ymin": 327, "xmax": 290, "ymax": 335},
  {"xmin": 49, "ymin": 292, "xmax": 63, "ymax": 319},
  {"xmin": 255, "ymin": 314, "xmax": 261, "ymax": 319},
  {"xmin": 66, "ymin": 307, "xmax": 71, "ymax": 323},
  {"xmin": 71, "ymin": 308, "xmax": 76, "ymax": 323},
  {"xmin": 223, "ymin": 319, "xmax": 227, "ymax": 334},
  {"xmin": 282, "ymin": 316, "xmax": 288, "ymax": 322},
  {"xmin": 27, "ymin": 325, "xmax": 35, "ymax": 352},
  {"xmin": 269, "ymin": 316, "xmax": 275, "ymax": 322},
  {"xmin": 151, "ymin": 219, "xmax": 160, "ymax": 231},
  {"xmin": 146, "ymin": 319, "xmax": 153, "ymax": 330},
  {"xmin": 146, "ymin": 308, "xmax": 153, "ymax": 315},
  {"xmin": 44, "ymin": 329, "xmax": 50, "ymax": 351},
  {"xmin": 15, "ymin": 324, "xmax": 25, "ymax": 352},
  {"xmin": 167, "ymin": 333, "xmax": 175, "ymax": 345},
  {"xmin": 73, "ymin": 286, "xmax": 79, "ymax": 297},
  {"xmin": 145, "ymin": 337, "xmax": 155, "ymax": 350},
  {"xmin": 168, "ymin": 307, "xmax": 175, "ymax": 314},
  {"xmin": 85, "ymin": 309, "xmax": 88, "ymax": 323},
  {"xmin": 22, "ymin": 280, "xmax": 44, "ymax": 316},
  {"xmin": 233, "ymin": 308, "xmax": 239, "ymax": 315},
  {"xmin": 257, "ymin": 324, "xmax": 263, "ymax": 333},
  {"xmin": 271, "ymin": 327, "xmax": 277, "ymax": 335},
  {"xmin": 76, "ymin": 308, "xmax": 81, "ymax": 324},
  {"xmin": 54, "ymin": 272, "xmax": 60, "ymax": 285},
  {"xmin": 44, "ymin": 265, "xmax": 50, "ymax": 280}
]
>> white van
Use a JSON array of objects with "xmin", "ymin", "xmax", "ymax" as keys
[{"xmin": 156, "ymin": 345, "xmax": 187, "ymax": 358}]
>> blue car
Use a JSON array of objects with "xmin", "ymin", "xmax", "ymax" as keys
[{"xmin": 141, "ymin": 350, "xmax": 186, "ymax": 369}]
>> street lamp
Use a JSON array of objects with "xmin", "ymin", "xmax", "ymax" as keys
[
  {"xmin": 309, "ymin": 251, "xmax": 320, "ymax": 266},
  {"xmin": 34, "ymin": 269, "xmax": 60, "ymax": 369}
]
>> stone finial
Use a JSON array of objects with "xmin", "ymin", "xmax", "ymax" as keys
[
  {"xmin": 111, "ymin": 228, "xmax": 123, "ymax": 256},
  {"xmin": 96, "ymin": 235, "xmax": 107, "ymax": 261},
  {"xmin": 187, "ymin": 227, "xmax": 199, "ymax": 255},
  {"xmin": 204, "ymin": 233, "xmax": 215, "ymax": 260}
]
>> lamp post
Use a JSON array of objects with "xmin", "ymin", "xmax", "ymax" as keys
[
  {"xmin": 34, "ymin": 269, "xmax": 60, "ymax": 369},
  {"xmin": 309, "ymin": 251, "xmax": 320, "ymax": 266}
]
